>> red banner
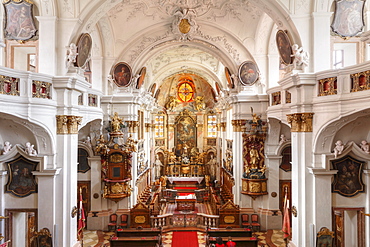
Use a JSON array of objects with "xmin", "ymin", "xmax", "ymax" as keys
[{"xmin": 77, "ymin": 191, "xmax": 86, "ymax": 241}]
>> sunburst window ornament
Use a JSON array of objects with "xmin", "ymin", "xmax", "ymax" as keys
[{"xmin": 177, "ymin": 81, "xmax": 194, "ymax": 102}]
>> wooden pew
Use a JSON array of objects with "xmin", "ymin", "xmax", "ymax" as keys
[
  {"xmin": 208, "ymin": 236, "xmax": 258, "ymax": 247},
  {"xmin": 110, "ymin": 236, "xmax": 160, "ymax": 247},
  {"xmin": 207, "ymin": 227, "xmax": 253, "ymax": 238},
  {"xmin": 116, "ymin": 228, "xmax": 161, "ymax": 237}
]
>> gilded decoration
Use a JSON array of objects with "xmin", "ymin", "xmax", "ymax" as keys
[
  {"xmin": 318, "ymin": 77, "xmax": 337, "ymax": 96},
  {"xmin": 0, "ymin": 75, "xmax": 19, "ymax": 96},
  {"xmin": 56, "ymin": 115, "xmax": 82, "ymax": 134},
  {"xmin": 32, "ymin": 81, "xmax": 51, "ymax": 99},
  {"xmin": 286, "ymin": 91, "xmax": 291, "ymax": 103},
  {"xmin": 351, "ymin": 70, "xmax": 370, "ymax": 92},
  {"xmin": 126, "ymin": 120, "xmax": 139, "ymax": 133},
  {"xmin": 179, "ymin": 19, "xmax": 191, "ymax": 34},
  {"xmin": 224, "ymin": 216, "xmax": 235, "ymax": 223},
  {"xmin": 287, "ymin": 113, "xmax": 314, "ymax": 132},
  {"xmin": 271, "ymin": 91, "xmax": 281, "ymax": 105},
  {"xmin": 134, "ymin": 215, "xmax": 146, "ymax": 224},
  {"xmin": 242, "ymin": 108, "xmax": 268, "ymax": 199}
]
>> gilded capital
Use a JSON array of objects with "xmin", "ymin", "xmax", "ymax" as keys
[
  {"xmin": 126, "ymin": 121, "xmax": 139, "ymax": 133},
  {"xmin": 56, "ymin": 115, "xmax": 82, "ymax": 134},
  {"xmin": 231, "ymin": 119, "xmax": 246, "ymax": 132},
  {"xmin": 287, "ymin": 113, "xmax": 314, "ymax": 132}
]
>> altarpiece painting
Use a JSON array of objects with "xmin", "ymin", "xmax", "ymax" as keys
[
  {"xmin": 331, "ymin": 0, "xmax": 365, "ymax": 38},
  {"xmin": 332, "ymin": 155, "xmax": 364, "ymax": 197},
  {"xmin": 5, "ymin": 156, "xmax": 38, "ymax": 197},
  {"xmin": 3, "ymin": 0, "xmax": 37, "ymax": 41},
  {"xmin": 174, "ymin": 111, "xmax": 196, "ymax": 156}
]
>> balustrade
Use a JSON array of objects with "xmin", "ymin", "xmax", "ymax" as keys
[{"xmin": 150, "ymin": 213, "xmax": 219, "ymax": 229}]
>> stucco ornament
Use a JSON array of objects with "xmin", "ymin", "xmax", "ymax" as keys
[{"xmin": 172, "ymin": 8, "xmax": 199, "ymax": 41}]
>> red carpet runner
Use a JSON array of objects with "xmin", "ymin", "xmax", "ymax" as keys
[{"xmin": 171, "ymin": 231, "xmax": 199, "ymax": 247}]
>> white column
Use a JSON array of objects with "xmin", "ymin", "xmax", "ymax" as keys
[
  {"xmin": 55, "ymin": 133, "xmax": 79, "ymax": 247},
  {"xmin": 312, "ymin": 12, "xmax": 332, "ymax": 71},
  {"xmin": 291, "ymin": 131, "xmax": 313, "ymax": 246},
  {"xmin": 36, "ymin": 16, "xmax": 57, "ymax": 75}
]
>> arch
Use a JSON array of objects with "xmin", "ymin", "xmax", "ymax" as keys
[
  {"xmin": 0, "ymin": 112, "xmax": 55, "ymax": 156},
  {"xmin": 313, "ymin": 108, "xmax": 370, "ymax": 154}
]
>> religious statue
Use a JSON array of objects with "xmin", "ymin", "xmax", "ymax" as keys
[
  {"xmin": 333, "ymin": 140, "xmax": 345, "ymax": 158},
  {"xmin": 207, "ymin": 153, "xmax": 217, "ymax": 180},
  {"xmin": 126, "ymin": 134, "xmax": 138, "ymax": 152},
  {"xmin": 250, "ymin": 107, "xmax": 261, "ymax": 125},
  {"xmin": 111, "ymin": 112, "xmax": 123, "ymax": 133},
  {"xmin": 24, "ymin": 142, "xmax": 37, "ymax": 156},
  {"xmin": 194, "ymin": 96, "xmax": 205, "ymax": 111},
  {"xmin": 165, "ymin": 96, "xmax": 177, "ymax": 111},
  {"xmin": 66, "ymin": 43, "xmax": 78, "ymax": 68},
  {"xmin": 360, "ymin": 140, "xmax": 370, "ymax": 154},
  {"xmin": 154, "ymin": 154, "xmax": 163, "ymax": 179},
  {"xmin": 95, "ymin": 134, "xmax": 108, "ymax": 155},
  {"xmin": 291, "ymin": 44, "xmax": 309, "ymax": 70},
  {"xmin": 249, "ymin": 147, "xmax": 260, "ymax": 169},
  {"xmin": 3, "ymin": 141, "xmax": 12, "ymax": 154}
]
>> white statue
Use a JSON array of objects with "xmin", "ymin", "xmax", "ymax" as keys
[
  {"xmin": 84, "ymin": 136, "xmax": 92, "ymax": 149},
  {"xmin": 154, "ymin": 154, "xmax": 163, "ymax": 179},
  {"xmin": 66, "ymin": 43, "xmax": 78, "ymax": 68},
  {"xmin": 25, "ymin": 142, "xmax": 37, "ymax": 156},
  {"xmin": 333, "ymin": 140, "xmax": 344, "ymax": 158},
  {"xmin": 3, "ymin": 141, "xmax": 12, "ymax": 154},
  {"xmin": 279, "ymin": 134, "xmax": 287, "ymax": 145},
  {"xmin": 360, "ymin": 140, "xmax": 370, "ymax": 154},
  {"xmin": 291, "ymin": 44, "xmax": 309, "ymax": 70}
]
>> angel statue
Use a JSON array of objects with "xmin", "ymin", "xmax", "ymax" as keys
[
  {"xmin": 66, "ymin": 43, "xmax": 78, "ymax": 68},
  {"xmin": 291, "ymin": 44, "xmax": 309, "ymax": 70}
]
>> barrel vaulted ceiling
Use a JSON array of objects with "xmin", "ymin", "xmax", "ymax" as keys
[{"xmin": 34, "ymin": 0, "xmax": 334, "ymax": 92}]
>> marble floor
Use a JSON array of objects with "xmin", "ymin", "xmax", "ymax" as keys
[{"xmin": 82, "ymin": 229, "xmax": 286, "ymax": 247}]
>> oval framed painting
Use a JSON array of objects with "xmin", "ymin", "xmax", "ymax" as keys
[
  {"xmin": 136, "ymin": 67, "xmax": 147, "ymax": 89},
  {"xmin": 276, "ymin": 30, "xmax": 293, "ymax": 65},
  {"xmin": 225, "ymin": 67, "xmax": 234, "ymax": 89},
  {"xmin": 238, "ymin": 61, "xmax": 260, "ymax": 86},
  {"xmin": 111, "ymin": 62, "xmax": 132, "ymax": 87},
  {"xmin": 76, "ymin": 33, "xmax": 92, "ymax": 68}
]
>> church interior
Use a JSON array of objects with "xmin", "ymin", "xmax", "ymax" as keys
[{"xmin": 1, "ymin": 0, "xmax": 370, "ymax": 246}]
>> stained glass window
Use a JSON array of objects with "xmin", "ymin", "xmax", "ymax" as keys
[
  {"xmin": 177, "ymin": 81, "xmax": 194, "ymax": 102},
  {"xmin": 155, "ymin": 115, "xmax": 164, "ymax": 138},
  {"xmin": 207, "ymin": 115, "xmax": 217, "ymax": 137}
]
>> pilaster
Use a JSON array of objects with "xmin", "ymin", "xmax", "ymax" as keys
[
  {"xmin": 308, "ymin": 168, "xmax": 338, "ymax": 245},
  {"xmin": 364, "ymin": 169, "xmax": 370, "ymax": 247},
  {"xmin": 0, "ymin": 170, "xmax": 7, "ymax": 244},
  {"xmin": 33, "ymin": 169, "xmax": 61, "ymax": 234},
  {"xmin": 36, "ymin": 16, "xmax": 57, "ymax": 75},
  {"xmin": 312, "ymin": 12, "xmax": 332, "ymax": 71}
]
